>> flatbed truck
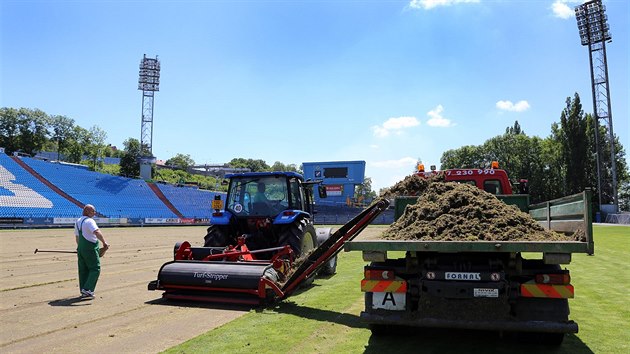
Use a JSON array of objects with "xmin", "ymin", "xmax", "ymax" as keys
[{"xmin": 345, "ymin": 169, "xmax": 593, "ymax": 345}]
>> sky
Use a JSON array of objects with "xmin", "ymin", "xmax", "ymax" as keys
[{"xmin": 1, "ymin": 0, "xmax": 628, "ymax": 192}]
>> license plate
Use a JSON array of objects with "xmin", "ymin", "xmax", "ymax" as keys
[
  {"xmin": 372, "ymin": 292, "xmax": 406, "ymax": 311},
  {"xmin": 474, "ymin": 288, "xmax": 499, "ymax": 298}
]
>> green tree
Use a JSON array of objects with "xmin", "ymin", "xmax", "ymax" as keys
[
  {"xmin": 439, "ymin": 122, "xmax": 559, "ymax": 203},
  {"xmin": 85, "ymin": 125, "xmax": 107, "ymax": 171},
  {"xmin": 65, "ymin": 126, "xmax": 90, "ymax": 163},
  {"xmin": 355, "ymin": 177, "xmax": 377, "ymax": 202},
  {"xmin": 559, "ymin": 93, "xmax": 588, "ymax": 195},
  {"xmin": 49, "ymin": 115, "xmax": 75, "ymax": 161},
  {"xmin": 619, "ymin": 180, "xmax": 630, "ymax": 211},
  {"xmin": 270, "ymin": 161, "xmax": 299, "ymax": 172},
  {"xmin": 0, "ymin": 107, "xmax": 21, "ymax": 153},
  {"xmin": 482, "ymin": 132, "xmax": 546, "ymax": 194},
  {"xmin": 229, "ymin": 158, "xmax": 269, "ymax": 172},
  {"xmin": 15, "ymin": 108, "xmax": 50, "ymax": 156},
  {"xmin": 595, "ymin": 122, "xmax": 630, "ymax": 207},
  {"xmin": 540, "ymin": 127, "xmax": 565, "ymax": 200},
  {"xmin": 119, "ymin": 138, "xmax": 141, "ymax": 178},
  {"xmin": 505, "ymin": 120, "xmax": 524, "ymax": 135},
  {"xmin": 440, "ymin": 145, "xmax": 485, "ymax": 169},
  {"xmin": 166, "ymin": 153, "xmax": 195, "ymax": 170}
]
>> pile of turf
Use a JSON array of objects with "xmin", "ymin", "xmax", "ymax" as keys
[{"xmin": 380, "ymin": 175, "xmax": 573, "ymax": 241}]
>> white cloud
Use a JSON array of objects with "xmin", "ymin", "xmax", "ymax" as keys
[
  {"xmin": 372, "ymin": 116, "xmax": 420, "ymax": 137},
  {"xmin": 369, "ymin": 157, "xmax": 417, "ymax": 169},
  {"xmin": 552, "ymin": 0, "xmax": 575, "ymax": 19},
  {"xmin": 409, "ymin": 0, "xmax": 480, "ymax": 10},
  {"xmin": 426, "ymin": 105, "xmax": 455, "ymax": 127},
  {"xmin": 496, "ymin": 100, "xmax": 530, "ymax": 112}
]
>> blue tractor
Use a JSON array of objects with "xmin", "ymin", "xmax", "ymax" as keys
[
  {"xmin": 205, "ymin": 171, "xmax": 334, "ymax": 270},
  {"xmin": 148, "ymin": 171, "xmax": 391, "ymax": 304}
]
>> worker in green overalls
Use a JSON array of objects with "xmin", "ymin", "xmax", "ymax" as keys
[{"xmin": 74, "ymin": 204, "xmax": 109, "ymax": 299}]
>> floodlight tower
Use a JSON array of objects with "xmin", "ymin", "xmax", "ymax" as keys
[
  {"xmin": 138, "ymin": 54, "xmax": 161, "ymax": 180},
  {"xmin": 574, "ymin": 0, "xmax": 617, "ymax": 213}
]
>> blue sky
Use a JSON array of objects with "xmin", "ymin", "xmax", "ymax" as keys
[{"xmin": 1, "ymin": 0, "xmax": 628, "ymax": 192}]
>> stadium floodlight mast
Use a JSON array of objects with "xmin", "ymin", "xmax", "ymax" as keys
[
  {"xmin": 138, "ymin": 54, "xmax": 160, "ymax": 180},
  {"xmin": 574, "ymin": 0, "xmax": 618, "ymax": 213}
]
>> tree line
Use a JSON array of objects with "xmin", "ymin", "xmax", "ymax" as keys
[
  {"xmin": 0, "ymin": 107, "xmax": 304, "ymax": 190},
  {"xmin": 2, "ymin": 94, "xmax": 628, "ymax": 210},
  {"xmin": 439, "ymin": 94, "xmax": 628, "ymax": 210},
  {"xmin": 0, "ymin": 107, "xmax": 114, "ymax": 170}
]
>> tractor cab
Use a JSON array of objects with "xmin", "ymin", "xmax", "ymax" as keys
[
  {"xmin": 207, "ymin": 171, "xmax": 323, "ymax": 254},
  {"xmin": 224, "ymin": 174, "xmax": 300, "ymax": 217}
]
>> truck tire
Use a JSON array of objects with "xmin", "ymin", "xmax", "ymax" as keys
[
  {"xmin": 277, "ymin": 218, "xmax": 316, "ymax": 258},
  {"xmin": 316, "ymin": 228, "xmax": 337, "ymax": 276},
  {"xmin": 369, "ymin": 323, "xmax": 392, "ymax": 335},
  {"xmin": 319, "ymin": 255, "xmax": 337, "ymax": 276},
  {"xmin": 513, "ymin": 298, "xmax": 570, "ymax": 321},
  {"xmin": 513, "ymin": 332, "xmax": 565, "ymax": 346},
  {"xmin": 204, "ymin": 225, "xmax": 231, "ymax": 247},
  {"xmin": 512, "ymin": 297, "xmax": 569, "ymax": 346},
  {"xmin": 538, "ymin": 333, "xmax": 565, "ymax": 346}
]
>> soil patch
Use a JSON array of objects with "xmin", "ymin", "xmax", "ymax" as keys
[{"xmin": 380, "ymin": 175, "xmax": 573, "ymax": 241}]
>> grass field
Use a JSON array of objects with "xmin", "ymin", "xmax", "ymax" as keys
[{"xmin": 164, "ymin": 225, "xmax": 629, "ymax": 354}]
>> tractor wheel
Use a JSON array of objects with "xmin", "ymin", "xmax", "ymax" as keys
[
  {"xmin": 204, "ymin": 225, "xmax": 232, "ymax": 247},
  {"xmin": 277, "ymin": 218, "xmax": 317, "ymax": 258}
]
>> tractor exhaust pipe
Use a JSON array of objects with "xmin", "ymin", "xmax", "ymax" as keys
[{"xmin": 34, "ymin": 249, "xmax": 77, "ymax": 254}]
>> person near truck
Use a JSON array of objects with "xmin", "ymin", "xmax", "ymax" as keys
[{"xmin": 74, "ymin": 204, "xmax": 109, "ymax": 299}]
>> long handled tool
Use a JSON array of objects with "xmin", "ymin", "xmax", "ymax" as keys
[{"xmin": 34, "ymin": 249, "xmax": 77, "ymax": 254}]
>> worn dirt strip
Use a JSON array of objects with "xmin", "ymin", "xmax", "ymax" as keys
[{"xmin": 0, "ymin": 226, "xmax": 247, "ymax": 354}]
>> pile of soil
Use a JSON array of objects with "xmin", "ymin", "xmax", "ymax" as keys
[{"xmin": 380, "ymin": 175, "xmax": 573, "ymax": 241}]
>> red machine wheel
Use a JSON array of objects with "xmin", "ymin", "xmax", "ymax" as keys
[{"xmin": 173, "ymin": 241, "xmax": 191, "ymax": 260}]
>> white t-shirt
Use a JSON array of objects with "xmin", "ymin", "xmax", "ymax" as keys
[{"xmin": 75, "ymin": 216, "xmax": 99, "ymax": 243}]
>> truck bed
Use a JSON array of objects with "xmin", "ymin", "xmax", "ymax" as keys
[
  {"xmin": 346, "ymin": 190, "xmax": 593, "ymax": 255},
  {"xmin": 344, "ymin": 239, "xmax": 590, "ymax": 253}
]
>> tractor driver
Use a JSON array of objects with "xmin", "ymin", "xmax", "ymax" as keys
[
  {"xmin": 252, "ymin": 182, "xmax": 274, "ymax": 214},
  {"xmin": 254, "ymin": 182, "xmax": 269, "ymax": 204}
]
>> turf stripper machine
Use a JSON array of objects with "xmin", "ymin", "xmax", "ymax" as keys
[{"xmin": 148, "ymin": 171, "xmax": 390, "ymax": 305}]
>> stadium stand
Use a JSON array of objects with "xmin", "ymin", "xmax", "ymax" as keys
[
  {"xmin": 0, "ymin": 154, "xmax": 81, "ymax": 218},
  {"xmin": 1, "ymin": 152, "xmax": 391, "ymax": 226},
  {"xmin": 155, "ymin": 183, "xmax": 225, "ymax": 219},
  {"xmin": 18, "ymin": 157, "xmax": 178, "ymax": 219}
]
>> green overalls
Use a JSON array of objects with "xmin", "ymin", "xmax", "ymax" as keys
[{"xmin": 76, "ymin": 218, "xmax": 101, "ymax": 292}]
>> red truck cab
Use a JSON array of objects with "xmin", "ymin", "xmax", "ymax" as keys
[{"xmin": 416, "ymin": 162, "xmax": 529, "ymax": 196}]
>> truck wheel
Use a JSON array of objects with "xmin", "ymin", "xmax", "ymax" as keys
[
  {"xmin": 278, "ymin": 218, "xmax": 316, "ymax": 258},
  {"xmin": 319, "ymin": 255, "xmax": 337, "ymax": 276},
  {"xmin": 369, "ymin": 324, "xmax": 392, "ymax": 335},
  {"xmin": 539, "ymin": 333, "xmax": 565, "ymax": 346},
  {"xmin": 512, "ymin": 297, "xmax": 568, "ymax": 346},
  {"xmin": 316, "ymin": 228, "xmax": 337, "ymax": 276},
  {"xmin": 204, "ymin": 225, "xmax": 231, "ymax": 247},
  {"xmin": 513, "ymin": 298, "xmax": 569, "ymax": 321},
  {"xmin": 515, "ymin": 332, "xmax": 565, "ymax": 346}
]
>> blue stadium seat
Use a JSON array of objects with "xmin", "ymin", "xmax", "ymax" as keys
[{"xmin": 0, "ymin": 154, "xmax": 81, "ymax": 218}]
